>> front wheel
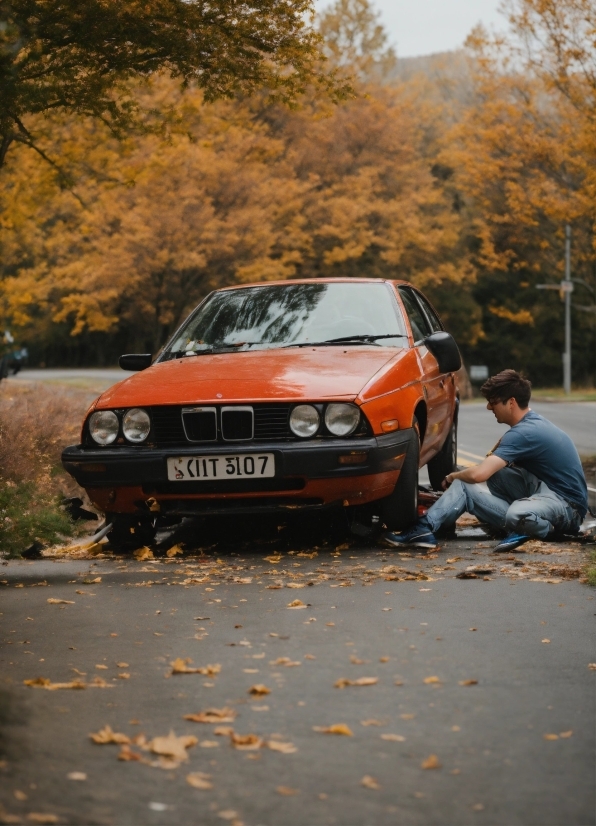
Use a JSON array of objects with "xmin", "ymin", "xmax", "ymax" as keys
[
  {"xmin": 379, "ymin": 427, "xmax": 419, "ymax": 532},
  {"xmin": 106, "ymin": 514, "xmax": 156, "ymax": 552},
  {"xmin": 427, "ymin": 415, "xmax": 458, "ymax": 491}
]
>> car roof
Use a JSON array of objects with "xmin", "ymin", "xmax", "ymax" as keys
[{"xmin": 215, "ymin": 277, "xmax": 413, "ymax": 292}]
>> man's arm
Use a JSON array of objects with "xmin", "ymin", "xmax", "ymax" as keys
[{"xmin": 442, "ymin": 454, "xmax": 507, "ymax": 489}]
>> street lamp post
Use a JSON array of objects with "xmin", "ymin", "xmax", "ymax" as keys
[{"xmin": 536, "ymin": 223, "xmax": 573, "ymax": 395}]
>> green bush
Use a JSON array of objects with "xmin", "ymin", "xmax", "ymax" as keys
[{"xmin": 0, "ymin": 480, "xmax": 74, "ymax": 557}]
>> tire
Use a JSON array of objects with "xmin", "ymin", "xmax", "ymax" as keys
[
  {"xmin": 380, "ymin": 425, "xmax": 420, "ymax": 531},
  {"xmin": 106, "ymin": 514, "xmax": 156, "ymax": 552},
  {"xmin": 427, "ymin": 413, "xmax": 458, "ymax": 491}
]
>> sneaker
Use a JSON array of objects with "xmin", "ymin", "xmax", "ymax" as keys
[
  {"xmin": 493, "ymin": 532, "xmax": 530, "ymax": 552},
  {"xmin": 383, "ymin": 519, "xmax": 439, "ymax": 550}
]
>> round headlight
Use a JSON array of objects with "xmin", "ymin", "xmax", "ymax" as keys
[
  {"xmin": 289, "ymin": 404, "xmax": 320, "ymax": 438},
  {"xmin": 325, "ymin": 403, "xmax": 360, "ymax": 437},
  {"xmin": 89, "ymin": 410, "xmax": 119, "ymax": 445},
  {"xmin": 122, "ymin": 408, "xmax": 151, "ymax": 443}
]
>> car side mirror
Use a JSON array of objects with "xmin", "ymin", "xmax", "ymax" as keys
[
  {"xmin": 423, "ymin": 332, "xmax": 461, "ymax": 374},
  {"xmin": 119, "ymin": 353, "xmax": 152, "ymax": 371}
]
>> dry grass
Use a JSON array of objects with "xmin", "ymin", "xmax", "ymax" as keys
[{"xmin": 0, "ymin": 379, "xmax": 99, "ymax": 556}]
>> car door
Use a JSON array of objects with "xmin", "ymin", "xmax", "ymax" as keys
[{"xmin": 397, "ymin": 287, "xmax": 446, "ymax": 458}]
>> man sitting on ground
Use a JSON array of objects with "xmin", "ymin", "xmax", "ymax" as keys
[{"xmin": 384, "ymin": 369, "xmax": 588, "ymax": 552}]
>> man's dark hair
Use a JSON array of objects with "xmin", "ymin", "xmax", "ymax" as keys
[{"xmin": 480, "ymin": 369, "xmax": 531, "ymax": 408}]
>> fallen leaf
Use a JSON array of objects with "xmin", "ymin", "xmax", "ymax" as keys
[
  {"xmin": 117, "ymin": 745, "xmax": 144, "ymax": 762},
  {"xmin": 334, "ymin": 677, "xmax": 378, "ymax": 688},
  {"xmin": 118, "ymin": 673, "xmax": 131, "ymax": 680},
  {"xmin": 423, "ymin": 676, "xmax": 442, "ymax": 684},
  {"xmin": 149, "ymin": 731, "xmax": 198, "ymax": 762},
  {"xmin": 381, "ymin": 734, "xmax": 406, "ymax": 742},
  {"xmin": 14, "ymin": 791, "xmax": 27, "ymax": 801},
  {"xmin": 276, "ymin": 786, "xmax": 299, "ymax": 796},
  {"xmin": 379, "ymin": 656, "xmax": 390, "ymax": 663},
  {"xmin": 170, "ymin": 659, "xmax": 221, "ymax": 676},
  {"xmin": 184, "ymin": 708, "xmax": 236, "ymax": 724},
  {"xmin": 421, "ymin": 754, "xmax": 442, "ymax": 770},
  {"xmin": 24, "ymin": 678, "xmax": 86, "ymax": 691},
  {"xmin": 200, "ymin": 741, "xmax": 219, "ymax": 748},
  {"xmin": 542, "ymin": 639, "xmax": 551, "ymax": 644},
  {"xmin": 349, "ymin": 655, "xmax": 367, "ymax": 664},
  {"xmin": 266, "ymin": 740, "xmax": 297, "ymax": 753},
  {"xmin": 248, "ymin": 684, "xmax": 270, "ymax": 696},
  {"xmin": 270, "ymin": 657, "xmax": 301, "ymax": 667},
  {"xmin": 82, "ymin": 577, "xmax": 101, "ymax": 584},
  {"xmin": 264, "ymin": 555, "xmax": 282, "ymax": 564},
  {"xmin": 166, "ymin": 545, "xmax": 184, "ymax": 558},
  {"xmin": 217, "ymin": 811, "xmax": 238, "ymax": 821},
  {"xmin": 186, "ymin": 772, "xmax": 213, "ymax": 790},
  {"xmin": 458, "ymin": 679, "xmax": 478, "ymax": 686},
  {"xmin": 212, "ymin": 724, "xmax": 234, "ymax": 737},
  {"xmin": 26, "ymin": 815, "xmax": 59, "ymax": 824},
  {"xmin": 286, "ymin": 583, "xmax": 306, "ymax": 589},
  {"xmin": 543, "ymin": 733, "xmax": 559, "ymax": 740},
  {"xmin": 47, "ymin": 599, "xmax": 74, "ymax": 605},
  {"xmin": 133, "ymin": 547, "xmax": 153, "ymax": 561},
  {"xmin": 400, "ymin": 714, "xmax": 415, "ymax": 720},
  {"xmin": 95, "ymin": 664, "xmax": 108, "ymax": 670},
  {"xmin": 66, "ymin": 772, "xmax": 87, "ymax": 781},
  {"xmin": 116, "ymin": 662, "xmax": 129, "ymax": 668},
  {"xmin": 230, "ymin": 732, "xmax": 263, "ymax": 750},
  {"xmin": 286, "ymin": 600, "xmax": 307, "ymax": 609},
  {"xmin": 588, "ymin": 663, "xmax": 596, "ymax": 670},
  {"xmin": 360, "ymin": 719, "xmax": 384, "ymax": 726},
  {"xmin": 90, "ymin": 725, "xmax": 130, "ymax": 745},
  {"xmin": 313, "ymin": 724, "xmax": 353, "ymax": 736},
  {"xmin": 559, "ymin": 730, "xmax": 573, "ymax": 738},
  {"xmin": 361, "ymin": 775, "xmax": 381, "ymax": 790}
]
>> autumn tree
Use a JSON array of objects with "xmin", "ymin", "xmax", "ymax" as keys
[{"xmin": 0, "ymin": 0, "xmax": 348, "ymax": 170}]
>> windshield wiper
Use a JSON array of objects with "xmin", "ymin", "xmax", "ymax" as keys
[{"xmin": 282, "ymin": 334, "xmax": 407, "ymax": 349}]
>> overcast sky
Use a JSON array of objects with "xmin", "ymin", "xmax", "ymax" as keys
[{"xmin": 316, "ymin": 0, "xmax": 505, "ymax": 58}]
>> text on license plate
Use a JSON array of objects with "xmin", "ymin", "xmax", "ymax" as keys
[{"xmin": 167, "ymin": 453, "xmax": 275, "ymax": 481}]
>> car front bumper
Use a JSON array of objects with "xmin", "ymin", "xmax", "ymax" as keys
[{"xmin": 61, "ymin": 430, "xmax": 413, "ymax": 516}]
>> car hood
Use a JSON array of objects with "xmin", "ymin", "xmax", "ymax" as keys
[{"xmin": 97, "ymin": 347, "xmax": 407, "ymax": 408}]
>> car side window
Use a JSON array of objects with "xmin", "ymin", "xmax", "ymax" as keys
[
  {"xmin": 398, "ymin": 287, "xmax": 432, "ymax": 343},
  {"xmin": 413, "ymin": 292, "xmax": 443, "ymax": 333}
]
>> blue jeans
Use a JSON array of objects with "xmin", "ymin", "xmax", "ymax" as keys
[{"xmin": 425, "ymin": 467, "xmax": 581, "ymax": 539}]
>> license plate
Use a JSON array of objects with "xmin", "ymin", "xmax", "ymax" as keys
[{"xmin": 167, "ymin": 453, "xmax": 275, "ymax": 481}]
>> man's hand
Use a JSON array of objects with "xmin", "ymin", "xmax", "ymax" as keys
[{"xmin": 441, "ymin": 454, "xmax": 507, "ymax": 489}]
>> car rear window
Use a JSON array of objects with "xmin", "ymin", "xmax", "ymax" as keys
[{"xmin": 162, "ymin": 282, "xmax": 407, "ymax": 358}]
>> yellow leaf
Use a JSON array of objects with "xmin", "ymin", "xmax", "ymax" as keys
[
  {"xmin": 266, "ymin": 740, "xmax": 297, "ymax": 753},
  {"xmin": 276, "ymin": 786, "xmax": 299, "ymax": 795},
  {"xmin": 186, "ymin": 772, "xmax": 213, "ymax": 790},
  {"xmin": 423, "ymin": 676, "xmax": 441, "ymax": 684},
  {"xmin": 184, "ymin": 708, "xmax": 236, "ymax": 724},
  {"xmin": 286, "ymin": 599, "xmax": 307, "ymax": 609},
  {"xmin": 90, "ymin": 725, "xmax": 130, "ymax": 745},
  {"xmin": 458, "ymin": 679, "xmax": 478, "ymax": 686},
  {"xmin": 170, "ymin": 659, "xmax": 221, "ymax": 676},
  {"xmin": 313, "ymin": 724, "xmax": 353, "ymax": 736},
  {"xmin": 149, "ymin": 731, "xmax": 198, "ymax": 762},
  {"xmin": 230, "ymin": 732, "xmax": 263, "ymax": 750},
  {"xmin": 361, "ymin": 775, "xmax": 381, "ymax": 790},
  {"xmin": 381, "ymin": 733, "xmax": 405, "ymax": 742},
  {"xmin": 47, "ymin": 598, "xmax": 74, "ymax": 605},
  {"xmin": 166, "ymin": 545, "xmax": 184, "ymax": 558},
  {"xmin": 543, "ymin": 734, "xmax": 559, "ymax": 740},
  {"xmin": 133, "ymin": 547, "xmax": 153, "ymax": 561},
  {"xmin": 334, "ymin": 677, "xmax": 378, "ymax": 688},
  {"xmin": 248, "ymin": 684, "xmax": 270, "ymax": 696},
  {"xmin": 421, "ymin": 754, "xmax": 442, "ymax": 770}
]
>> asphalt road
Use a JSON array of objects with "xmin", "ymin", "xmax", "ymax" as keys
[{"xmin": 1, "ymin": 535, "xmax": 594, "ymax": 826}]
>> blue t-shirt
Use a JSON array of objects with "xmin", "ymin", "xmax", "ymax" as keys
[{"xmin": 493, "ymin": 410, "xmax": 588, "ymax": 518}]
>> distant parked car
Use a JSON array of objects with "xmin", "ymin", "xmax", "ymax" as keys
[{"xmin": 62, "ymin": 279, "xmax": 461, "ymax": 550}]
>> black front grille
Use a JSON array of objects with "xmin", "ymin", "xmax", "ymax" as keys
[
  {"xmin": 151, "ymin": 404, "xmax": 292, "ymax": 446},
  {"xmin": 182, "ymin": 408, "xmax": 217, "ymax": 442},
  {"xmin": 221, "ymin": 407, "xmax": 253, "ymax": 441}
]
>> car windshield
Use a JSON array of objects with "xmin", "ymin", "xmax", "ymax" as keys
[{"xmin": 161, "ymin": 282, "xmax": 408, "ymax": 359}]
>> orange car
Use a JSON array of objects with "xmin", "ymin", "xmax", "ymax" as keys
[{"xmin": 62, "ymin": 279, "xmax": 461, "ymax": 549}]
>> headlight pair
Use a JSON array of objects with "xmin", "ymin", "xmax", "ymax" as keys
[
  {"xmin": 88, "ymin": 408, "xmax": 150, "ymax": 445},
  {"xmin": 289, "ymin": 403, "xmax": 360, "ymax": 439}
]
